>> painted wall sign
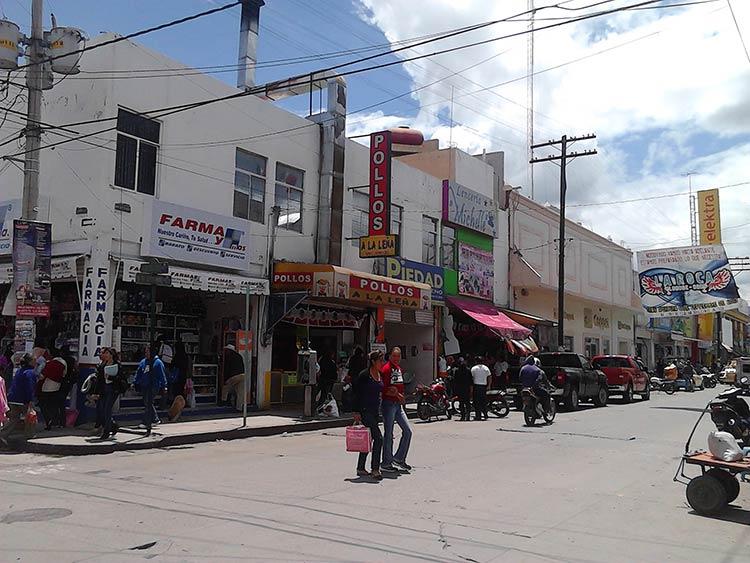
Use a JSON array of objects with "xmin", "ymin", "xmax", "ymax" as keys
[
  {"xmin": 457, "ymin": 242, "xmax": 494, "ymax": 301},
  {"xmin": 637, "ymin": 244, "xmax": 740, "ymax": 317},
  {"xmin": 383, "ymin": 257, "xmax": 444, "ymax": 303},
  {"xmin": 442, "ymin": 180, "xmax": 496, "ymax": 237},
  {"xmin": 78, "ymin": 258, "xmax": 110, "ymax": 364},
  {"xmin": 13, "ymin": 220, "xmax": 52, "ymax": 317},
  {"xmin": 143, "ymin": 199, "xmax": 250, "ymax": 270},
  {"xmin": 698, "ymin": 188, "xmax": 721, "ymax": 245},
  {"xmin": 368, "ymin": 131, "xmax": 392, "ymax": 236},
  {"xmin": 0, "ymin": 199, "xmax": 21, "ymax": 255},
  {"xmin": 359, "ymin": 234, "xmax": 398, "ymax": 258}
]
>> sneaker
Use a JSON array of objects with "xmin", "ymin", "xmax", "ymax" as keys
[
  {"xmin": 370, "ymin": 469, "xmax": 383, "ymax": 480},
  {"xmin": 394, "ymin": 460, "xmax": 412, "ymax": 471},
  {"xmin": 380, "ymin": 465, "xmax": 398, "ymax": 473},
  {"xmin": 356, "ymin": 469, "xmax": 370, "ymax": 477}
]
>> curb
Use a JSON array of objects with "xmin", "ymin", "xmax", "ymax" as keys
[{"xmin": 16, "ymin": 417, "xmax": 354, "ymax": 456}]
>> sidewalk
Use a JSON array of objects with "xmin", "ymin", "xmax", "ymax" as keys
[{"xmin": 11, "ymin": 410, "xmax": 354, "ymax": 456}]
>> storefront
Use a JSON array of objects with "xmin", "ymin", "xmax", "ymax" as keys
[{"xmin": 270, "ymin": 262, "xmax": 431, "ymax": 405}]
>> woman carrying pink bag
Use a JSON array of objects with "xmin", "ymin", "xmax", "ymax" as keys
[{"xmin": 351, "ymin": 350, "xmax": 385, "ymax": 480}]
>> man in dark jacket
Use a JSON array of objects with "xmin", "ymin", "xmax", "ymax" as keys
[
  {"xmin": 0, "ymin": 354, "xmax": 37, "ymax": 445},
  {"xmin": 317, "ymin": 350, "xmax": 338, "ymax": 407},
  {"xmin": 453, "ymin": 357, "xmax": 472, "ymax": 421}
]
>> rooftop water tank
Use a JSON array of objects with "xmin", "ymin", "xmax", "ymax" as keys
[
  {"xmin": 0, "ymin": 20, "xmax": 20, "ymax": 70},
  {"xmin": 47, "ymin": 26, "xmax": 84, "ymax": 74}
]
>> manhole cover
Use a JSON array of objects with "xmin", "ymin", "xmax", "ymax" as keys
[{"xmin": 1, "ymin": 508, "xmax": 72, "ymax": 524}]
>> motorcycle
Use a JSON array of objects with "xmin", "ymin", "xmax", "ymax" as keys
[
  {"xmin": 709, "ymin": 375, "xmax": 750, "ymax": 446},
  {"xmin": 700, "ymin": 368, "xmax": 718, "ymax": 389},
  {"xmin": 650, "ymin": 376, "xmax": 676, "ymax": 395},
  {"xmin": 416, "ymin": 377, "xmax": 452, "ymax": 421},
  {"xmin": 522, "ymin": 387, "xmax": 556, "ymax": 426},
  {"xmin": 486, "ymin": 389, "xmax": 510, "ymax": 418}
]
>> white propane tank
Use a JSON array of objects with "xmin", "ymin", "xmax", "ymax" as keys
[
  {"xmin": 47, "ymin": 26, "xmax": 84, "ymax": 74},
  {"xmin": 0, "ymin": 20, "xmax": 21, "ymax": 70}
]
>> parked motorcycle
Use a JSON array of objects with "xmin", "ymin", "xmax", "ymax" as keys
[
  {"xmin": 416, "ymin": 378, "xmax": 452, "ymax": 421},
  {"xmin": 486, "ymin": 389, "xmax": 510, "ymax": 418},
  {"xmin": 700, "ymin": 368, "xmax": 718, "ymax": 389},
  {"xmin": 650, "ymin": 376, "xmax": 676, "ymax": 394},
  {"xmin": 522, "ymin": 387, "xmax": 556, "ymax": 426},
  {"xmin": 709, "ymin": 376, "xmax": 750, "ymax": 446}
]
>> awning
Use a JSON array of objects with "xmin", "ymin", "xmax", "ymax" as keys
[
  {"xmin": 0, "ymin": 255, "xmax": 81, "ymax": 284},
  {"xmin": 122, "ymin": 259, "xmax": 269, "ymax": 294},
  {"xmin": 500, "ymin": 307, "xmax": 556, "ymax": 327},
  {"xmin": 447, "ymin": 296, "xmax": 531, "ymax": 339},
  {"xmin": 273, "ymin": 262, "xmax": 431, "ymax": 310}
]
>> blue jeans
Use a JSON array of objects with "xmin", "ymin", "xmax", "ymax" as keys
[
  {"xmin": 101, "ymin": 384, "xmax": 117, "ymax": 436},
  {"xmin": 382, "ymin": 401, "xmax": 412, "ymax": 466},
  {"xmin": 142, "ymin": 386, "xmax": 159, "ymax": 429}
]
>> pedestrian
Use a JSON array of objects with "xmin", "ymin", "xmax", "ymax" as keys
[
  {"xmin": 317, "ymin": 350, "xmax": 338, "ymax": 407},
  {"xmin": 168, "ymin": 341, "xmax": 191, "ymax": 422},
  {"xmin": 380, "ymin": 346, "xmax": 412, "ymax": 472},
  {"xmin": 38, "ymin": 351, "xmax": 67, "ymax": 430},
  {"xmin": 494, "ymin": 354, "xmax": 509, "ymax": 390},
  {"xmin": 96, "ymin": 347, "xmax": 122, "ymax": 440},
  {"xmin": 352, "ymin": 350, "xmax": 385, "ymax": 480},
  {"xmin": 452, "ymin": 357, "xmax": 472, "ymax": 421},
  {"xmin": 0, "ymin": 353, "xmax": 37, "ymax": 446},
  {"xmin": 0, "ymin": 345, "xmax": 13, "ymax": 388},
  {"xmin": 343, "ymin": 346, "xmax": 366, "ymax": 412},
  {"xmin": 221, "ymin": 344, "xmax": 245, "ymax": 409},
  {"xmin": 32, "ymin": 338, "xmax": 50, "ymax": 377},
  {"xmin": 56, "ymin": 346, "xmax": 78, "ymax": 429},
  {"xmin": 134, "ymin": 341, "xmax": 168, "ymax": 435},
  {"xmin": 471, "ymin": 356, "xmax": 491, "ymax": 421}
]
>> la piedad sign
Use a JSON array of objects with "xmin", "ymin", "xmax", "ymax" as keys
[
  {"xmin": 272, "ymin": 264, "xmax": 431, "ymax": 310},
  {"xmin": 360, "ymin": 131, "xmax": 398, "ymax": 258}
]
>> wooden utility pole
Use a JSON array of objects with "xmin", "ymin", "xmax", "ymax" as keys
[{"xmin": 530, "ymin": 134, "xmax": 597, "ymax": 350}]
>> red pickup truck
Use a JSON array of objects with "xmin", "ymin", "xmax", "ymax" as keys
[{"xmin": 591, "ymin": 355, "xmax": 650, "ymax": 403}]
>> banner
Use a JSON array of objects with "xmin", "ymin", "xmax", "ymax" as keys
[
  {"xmin": 78, "ymin": 253, "xmax": 111, "ymax": 364},
  {"xmin": 382, "ymin": 257, "xmax": 444, "ymax": 303},
  {"xmin": 13, "ymin": 220, "xmax": 52, "ymax": 317},
  {"xmin": 457, "ymin": 242, "xmax": 494, "ymax": 301},
  {"xmin": 368, "ymin": 131, "xmax": 392, "ymax": 236},
  {"xmin": 442, "ymin": 180, "xmax": 496, "ymax": 237},
  {"xmin": 142, "ymin": 200, "xmax": 250, "ymax": 270},
  {"xmin": 637, "ymin": 244, "xmax": 739, "ymax": 318},
  {"xmin": 0, "ymin": 199, "xmax": 21, "ymax": 255},
  {"xmin": 697, "ymin": 189, "xmax": 721, "ymax": 245}
]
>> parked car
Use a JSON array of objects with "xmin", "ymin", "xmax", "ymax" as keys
[
  {"xmin": 509, "ymin": 352, "xmax": 608, "ymax": 411},
  {"xmin": 591, "ymin": 355, "xmax": 650, "ymax": 402}
]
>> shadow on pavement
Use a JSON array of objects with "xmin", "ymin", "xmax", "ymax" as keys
[
  {"xmin": 688, "ymin": 506, "xmax": 750, "ymax": 525},
  {"xmin": 344, "ymin": 476, "xmax": 382, "ymax": 485},
  {"xmin": 651, "ymin": 406, "xmax": 709, "ymax": 414}
]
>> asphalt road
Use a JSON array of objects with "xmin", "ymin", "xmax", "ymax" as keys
[{"xmin": 1, "ymin": 388, "xmax": 749, "ymax": 562}]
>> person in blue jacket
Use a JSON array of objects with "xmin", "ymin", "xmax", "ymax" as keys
[
  {"xmin": 134, "ymin": 341, "xmax": 168, "ymax": 435},
  {"xmin": 0, "ymin": 353, "xmax": 37, "ymax": 445}
]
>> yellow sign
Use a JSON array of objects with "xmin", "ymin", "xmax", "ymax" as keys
[
  {"xmin": 697, "ymin": 189, "xmax": 721, "ymax": 245},
  {"xmin": 359, "ymin": 234, "xmax": 399, "ymax": 258}
]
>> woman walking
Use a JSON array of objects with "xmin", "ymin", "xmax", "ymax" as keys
[
  {"xmin": 96, "ymin": 347, "xmax": 122, "ymax": 440},
  {"xmin": 352, "ymin": 350, "xmax": 385, "ymax": 480},
  {"xmin": 38, "ymin": 351, "xmax": 67, "ymax": 429},
  {"xmin": 0, "ymin": 354, "xmax": 37, "ymax": 446}
]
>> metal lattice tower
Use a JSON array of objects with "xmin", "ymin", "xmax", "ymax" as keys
[{"xmin": 683, "ymin": 172, "xmax": 699, "ymax": 246}]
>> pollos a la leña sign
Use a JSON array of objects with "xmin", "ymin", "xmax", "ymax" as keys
[
  {"xmin": 368, "ymin": 131, "xmax": 392, "ymax": 236},
  {"xmin": 359, "ymin": 234, "xmax": 398, "ymax": 258}
]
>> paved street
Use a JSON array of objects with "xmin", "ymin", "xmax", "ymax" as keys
[{"xmin": 1, "ymin": 389, "xmax": 749, "ymax": 563}]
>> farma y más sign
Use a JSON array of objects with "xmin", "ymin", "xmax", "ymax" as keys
[
  {"xmin": 442, "ymin": 180, "xmax": 496, "ymax": 237},
  {"xmin": 143, "ymin": 200, "xmax": 250, "ymax": 270}
]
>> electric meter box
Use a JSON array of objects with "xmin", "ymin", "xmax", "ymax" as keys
[{"xmin": 0, "ymin": 20, "xmax": 20, "ymax": 70}]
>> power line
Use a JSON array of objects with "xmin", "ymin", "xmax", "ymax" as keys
[
  {"xmin": 568, "ymin": 180, "xmax": 750, "ymax": 208},
  {"xmin": 726, "ymin": 0, "xmax": 750, "ymax": 64}
]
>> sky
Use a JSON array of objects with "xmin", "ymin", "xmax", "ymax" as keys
[{"xmin": 1, "ymin": 0, "xmax": 750, "ymax": 291}]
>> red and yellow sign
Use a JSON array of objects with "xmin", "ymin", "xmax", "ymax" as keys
[
  {"xmin": 369, "ymin": 131, "xmax": 392, "ymax": 236},
  {"xmin": 697, "ymin": 188, "xmax": 721, "ymax": 245},
  {"xmin": 236, "ymin": 330, "xmax": 253, "ymax": 352},
  {"xmin": 272, "ymin": 263, "xmax": 431, "ymax": 310},
  {"xmin": 359, "ymin": 234, "xmax": 399, "ymax": 258}
]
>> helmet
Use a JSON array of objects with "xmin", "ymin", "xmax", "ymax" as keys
[{"xmin": 81, "ymin": 373, "xmax": 98, "ymax": 394}]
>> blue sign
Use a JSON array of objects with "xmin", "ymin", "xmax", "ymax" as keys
[{"xmin": 383, "ymin": 257, "xmax": 444, "ymax": 303}]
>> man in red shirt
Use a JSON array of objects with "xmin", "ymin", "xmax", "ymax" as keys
[{"xmin": 380, "ymin": 347, "xmax": 413, "ymax": 472}]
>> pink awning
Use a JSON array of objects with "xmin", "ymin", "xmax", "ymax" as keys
[{"xmin": 447, "ymin": 297, "xmax": 532, "ymax": 340}]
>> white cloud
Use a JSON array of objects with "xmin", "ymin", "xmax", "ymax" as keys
[{"xmin": 355, "ymin": 0, "xmax": 750, "ymax": 297}]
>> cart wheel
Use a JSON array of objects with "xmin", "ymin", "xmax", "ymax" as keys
[
  {"xmin": 707, "ymin": 468, "xmax": 741, "ymax": 503},
  {"xmin": 686, "ymin": 474, "xmax": 728, "ymax": 515}
]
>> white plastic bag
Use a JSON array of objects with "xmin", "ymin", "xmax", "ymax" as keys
[
  {"xmin": 317, "ymin": 394, "xmax": 339, "ymax": 418},
  {"xmin": 708, "ymin": 430, "xmax": 744, "ymax": 462}
]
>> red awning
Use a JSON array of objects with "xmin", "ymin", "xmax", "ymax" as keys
[{"xmin": 447, "ymin": 297, "xmax": 531, "ymax": 340}]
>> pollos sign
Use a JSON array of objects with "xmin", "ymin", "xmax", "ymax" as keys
[{"xmin": 368, "ymin": 131, "xmax": 392, "ymax": 236}]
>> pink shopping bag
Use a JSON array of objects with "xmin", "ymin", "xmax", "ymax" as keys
[
  {"xmin": 346, "ymin": 425, "xmax": 372, "ymax": 453},
  {"xmin": 65, "ymin": 408, "xmax": 79, "ymax": 428}
]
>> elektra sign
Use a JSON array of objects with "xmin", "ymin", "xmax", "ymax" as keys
[{"xmin": 442, "ymin": 180, "xmax": 496, "ymax": 237}]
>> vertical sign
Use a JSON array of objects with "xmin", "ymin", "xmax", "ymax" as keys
[
  {"xmin": 368, "ymin": 130, "xmax": 392, "ymax": 236},
  {"xmin": 697, "ymin": 189, "xmax": 721, "ymax": 245},
  {"xmin": 78, "ymin": 254, "xmax": 111, "ymax": 364},
  {"xmin": 13, "ymin": 220, "xmax": 52, "ymax": 317}
]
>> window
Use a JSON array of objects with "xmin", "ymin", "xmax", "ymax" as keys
[
  {"xmin": 351, "ymin": 196, "xmax": 402, "ymax": 245},
  {"xmin": 422, "ymin": 216, "xmax": 438, "ymax": 265},
  {"xmin": 584, "ymin": 337, "xmax": 600, "ymax": 359},
  {"xmin": 114, "ymin": 108, "xmax": 160, "ymax": 195},
  {"xmin": 563, "ymin": 335, "xmax": 574, "ymax": 352},
  {"xmin": 441, "ymin": 225, "xmax": 456, "ymax": 269},
  {"xmin": 275, "ymin": 163, "xmax": 304, "ymax": 232},
  {"xmin": 234, "ymin": 149, "xmax": 267, "ymax": 223}
]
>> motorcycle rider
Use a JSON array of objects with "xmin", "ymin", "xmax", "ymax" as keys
[{"xmin": 519, "ymin": 355, "xmax": 550, "ymax": 413}]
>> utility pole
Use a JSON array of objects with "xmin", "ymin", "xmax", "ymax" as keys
[
  {"xmin": 530, "ymin": 133, "xmax": 597, "ymax": 350},
  {"xmin": 21, "ymin": 0, "xmax": 44, "ymax": 221}
]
